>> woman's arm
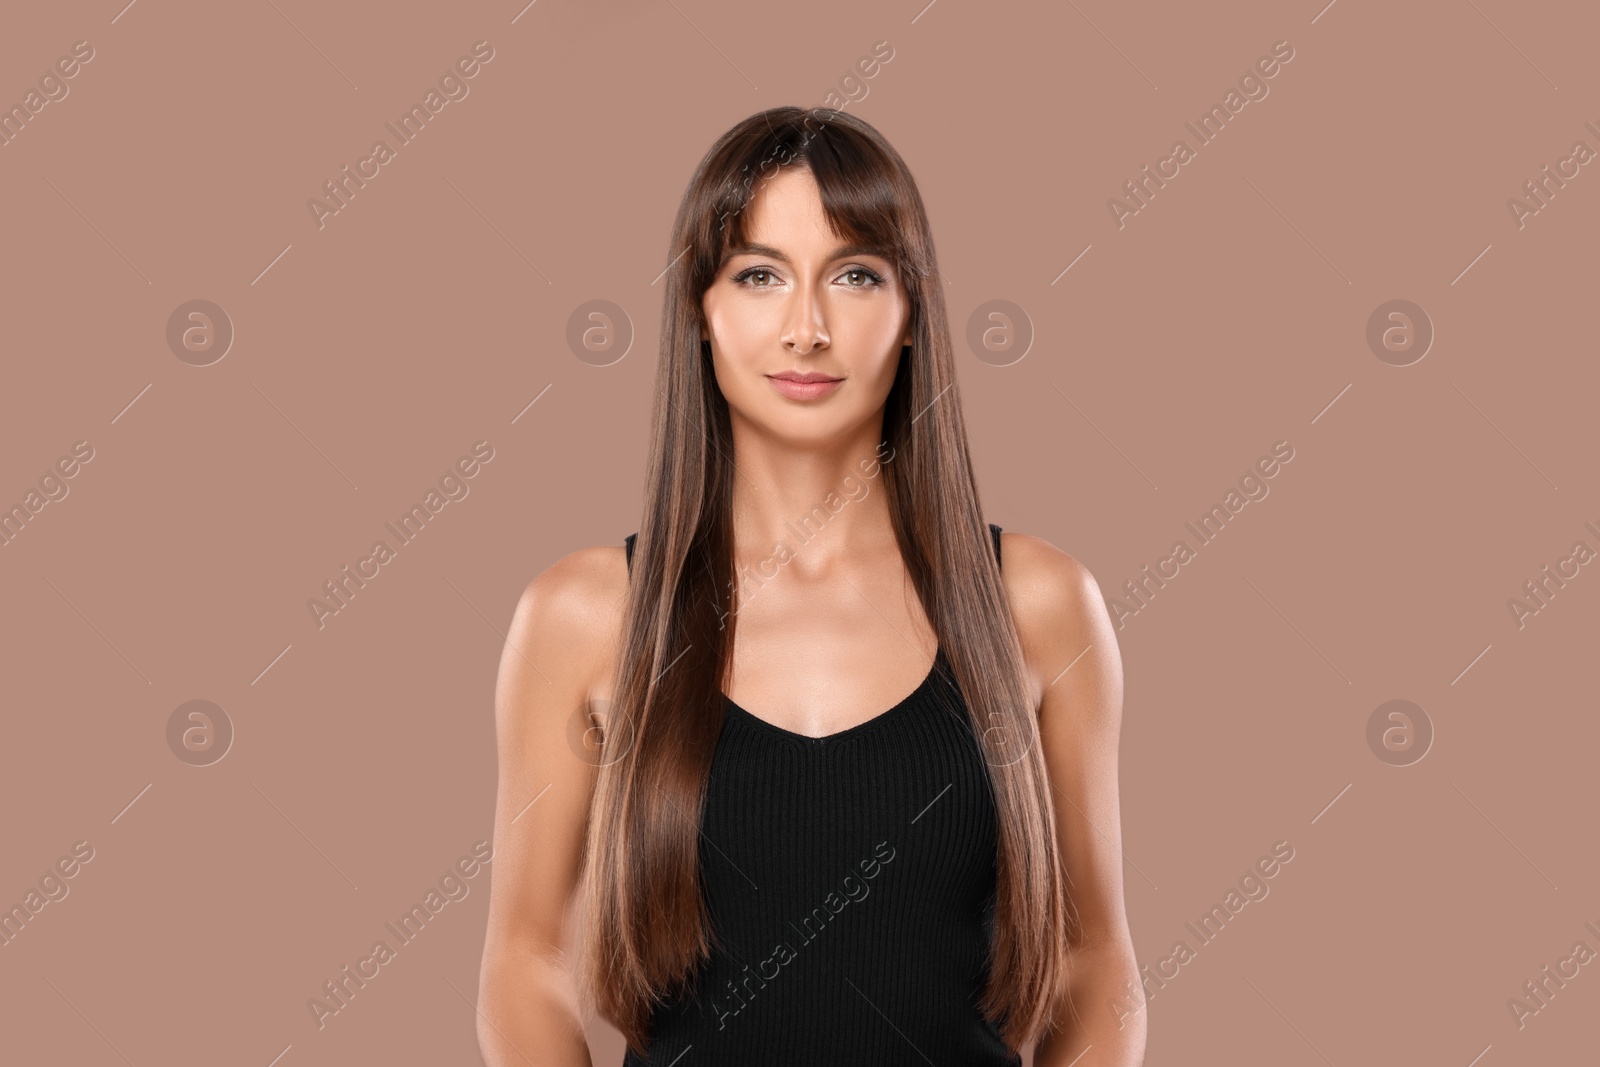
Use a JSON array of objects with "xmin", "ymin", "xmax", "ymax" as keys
[
  {"xmin": 1000, "ymin": 534, "xmax": 1146, "ymax": 1067},
  {"xmin": 476, "ymin": 547, "xmax": 625, "ymax": 1066}
]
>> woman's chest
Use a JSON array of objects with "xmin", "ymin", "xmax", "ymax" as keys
[{"xmin": 695, "ymin": 685, "xmax": 1003, "ymax": 921}]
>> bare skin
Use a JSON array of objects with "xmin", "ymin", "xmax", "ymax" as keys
[{"xmin": 476, "ymin": 166, "xmax": 1144, "ymax": 1065}]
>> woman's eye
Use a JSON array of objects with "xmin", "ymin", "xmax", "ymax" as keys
[{"xmin": 731, "ymin": 266, "xmax": 883, "ymax": 288}]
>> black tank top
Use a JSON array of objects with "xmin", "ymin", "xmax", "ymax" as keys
[{"xmin": 617, "ymin": 524, "xmax": 1021, "ymax": 1066}]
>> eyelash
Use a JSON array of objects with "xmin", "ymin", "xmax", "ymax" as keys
[{"xmin": 730, "ymin": 265, "xmax": 886, "ymax": 289}]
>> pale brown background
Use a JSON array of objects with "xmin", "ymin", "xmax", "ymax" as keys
[{"xmin": 2, "ymin": 0, "xmax": 1596, "ymax": 1064}]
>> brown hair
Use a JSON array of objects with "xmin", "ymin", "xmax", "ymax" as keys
[{"xmin": 578, "ymin": 105, "xmax": 1075, "ymax": 1056}]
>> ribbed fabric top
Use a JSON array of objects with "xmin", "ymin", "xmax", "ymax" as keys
[{"xmin": 617, "ymin": 524, "xmax": 1020, "ymax": 1066}]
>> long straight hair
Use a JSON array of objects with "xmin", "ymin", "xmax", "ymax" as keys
[{"xmin": 578, "ymin": 105, "xmax": 1075, "ymax": 1056}]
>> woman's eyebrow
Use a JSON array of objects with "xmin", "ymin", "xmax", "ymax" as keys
[{"xmin": 724, "ymin": 243, "xmax": 888, "ymax": 262}]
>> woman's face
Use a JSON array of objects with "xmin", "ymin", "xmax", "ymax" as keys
[{"xmin": 701, "ymin": 165, "xmax": 912, "ymax": 442}]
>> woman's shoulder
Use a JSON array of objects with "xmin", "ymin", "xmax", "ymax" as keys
[
  {"xmin": 991, "ymin": 529, "xmax": 1111, "ymax": 666},
  {"xmin": 993, "ymin": 529, "xmax": 1095, "ymax": 591},
  {"xmin": 517, "ymin": 540, "xmax": 630, "ymax": 617},
  {"xmin": 505, "ymin": 540, "xmax": 631, "ymax": 696}
]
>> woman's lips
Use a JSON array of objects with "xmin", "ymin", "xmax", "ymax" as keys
[{"xmin": 766, "ymin": 374, "xmax": 843, "ymax": 400}]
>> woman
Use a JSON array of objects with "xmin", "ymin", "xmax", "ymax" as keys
[{"xmin": 477, "ymin": 106, "xmax": 1142, "ymax": 1066}]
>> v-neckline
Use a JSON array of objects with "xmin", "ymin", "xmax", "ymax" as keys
[{"xmin": 722, "ymin": 646, "xmax": 944, "ymax": 745}]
